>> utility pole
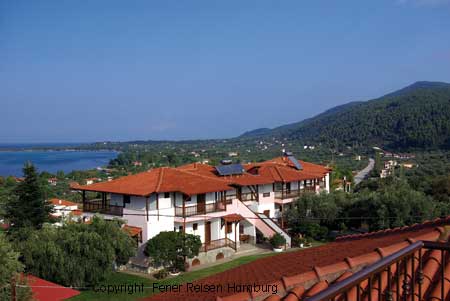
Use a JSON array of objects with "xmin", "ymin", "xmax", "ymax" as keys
[{"xmin": 11, "ymin": 276, "xmax": 16, "ymax": 301}]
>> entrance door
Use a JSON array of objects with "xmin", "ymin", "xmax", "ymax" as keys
[
  {"xmin": 205, "ymin": 221, "xmax": 211, "ymax": 244},
  {"xmin": 263, "ymin": 210, "xmax": 270, "ymax": 218},
  {"xmin": 197, "ymin": 194, "xmax": 206, "ymax": 214}
]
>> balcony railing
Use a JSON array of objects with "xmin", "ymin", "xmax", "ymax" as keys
[
  {"xmin": 240, "ymin": 192, "xmax": 257, "ymax": 202},
  {"xmin": 201, "ymin": 238, "xmax": 237, "ymax": 252},
  {"xmin": 175, "ymin": 200, "xmax": 226, "ymax": 217},
  {"xmin": 305, "ymin": 240, "xmax": 449, "ymax": 301},
  {"xmin": 225, "ymin": 193, "xmax": 235, "ymax": 204},
  {"xmin": 83, "ymin": 199, "xmax": 123, "ymax": 216},
  {"xmin": 274, "ymin": 187, "xmax": 316, "ymax": 199}
]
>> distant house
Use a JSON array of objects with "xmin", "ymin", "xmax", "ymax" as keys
[
  {"xmin": 228, "ymin": 152, "xmax": 238, "ymax": 157},
  {"xmin": 402, "ymin": 162, "xmax": 415, "ymax": 169},
  {"xmin": 380, "ymin": 160, "xmax": 398, "ymax": 178},
  {"xmin": 49, "ymin": 198, "xmax": 82, "ymax": 225},
  {"xmin": 190, "ymin": 151, "xmax": 200, "ymax": 157},
  {"xmin": 133, "ymin": 161, "xmax": 143, "ymax": 167},
  {"xmin": 334, "ymin": 177, "xmax": 352, "ymax": 192},
  {"xmin": 85, "ymin": 178, "xmax": 99, "ymax": 185},
  {"xmin": 13, "ymin": 177, "xmax": 24, "ymax": 183},
  {"xmin": 48, "ymin": 177, "xmax": 58, "ymax": 186}
]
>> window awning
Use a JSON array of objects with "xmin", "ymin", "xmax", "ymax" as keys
[{"xmin": 222, "ymin": 214, "xmax": 244, "ymax": 223}]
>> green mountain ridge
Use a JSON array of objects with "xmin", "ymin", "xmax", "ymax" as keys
[{"xmin": 240, "ymin": 81, "xmax": 450, "ymax": 150}]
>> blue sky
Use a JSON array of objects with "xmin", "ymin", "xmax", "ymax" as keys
[{"xmin": 1, "ymin": 0, "xmax": 450, "ymax": 143}]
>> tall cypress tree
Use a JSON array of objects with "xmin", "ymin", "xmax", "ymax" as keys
[{"xmin": 5, "ymin": 162, "xmax": 53, "ymax": 231}]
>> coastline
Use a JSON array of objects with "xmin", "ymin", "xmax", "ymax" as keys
[{"xmin": 0, "ymin": 149, "xmax": 119, "ymax": 177}]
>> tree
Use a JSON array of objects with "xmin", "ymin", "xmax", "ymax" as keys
[
  {"xmin": 18, "ymin": 217, "xmax": 136, "ymax": 287},
  {"xmin": 0, "ymin": 233, "xmax": 32, "ymax": 301},
  {"xmin": 5, "ymin": 163, "xmax": 53, "ymax": 232},
  {"xmin": 144, "ymin": 231, "xmax": 201, "ymax": 272}
]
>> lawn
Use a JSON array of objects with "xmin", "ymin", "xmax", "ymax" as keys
[{"xmin": 70, "ymin": 253, "xmax": 275, "ymax": 301}]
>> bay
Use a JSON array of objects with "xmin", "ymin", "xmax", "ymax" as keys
[{"xmin": 0, "ymin": 150, "xmax": 117, "ymax": 177}]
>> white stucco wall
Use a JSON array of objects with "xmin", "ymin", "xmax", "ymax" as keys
[{"xmin": 325, "ymin": 173, "xmax": 330, "ymax": 193}]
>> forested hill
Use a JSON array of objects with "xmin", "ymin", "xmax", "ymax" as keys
[{"xmin": 240, "ymin": 81, "xmax": 450, "ymax": 150}]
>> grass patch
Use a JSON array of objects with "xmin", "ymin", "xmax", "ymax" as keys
[{"xmin": 70, "ymin": 253, "xmax": 275, "ymax": 301}]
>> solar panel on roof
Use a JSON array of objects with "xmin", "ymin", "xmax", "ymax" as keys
[
  {"xmin": 215, "ymin": 164, "xmax": 244, "ymax": 176},
  {"xmin": 288, "ymin": 155, "xmax": 303, "ymax": 170}
]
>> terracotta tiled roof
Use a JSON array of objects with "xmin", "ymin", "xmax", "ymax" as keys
[
  {"xmin": 222, "ymin": 214, "xmax": 244, "ymax": 223},
  {"xmin": 71, "ymin": 209, "xmax": 83, "ymax": 216},
  {"xmin": 264, "ymin": 157, "xmax": 331, "ymax": 174},
  {"xmin": 25, "ymin": 274, "xmax": 80, "ymax": 301},
  {"xmin": 71, "ymin": 167, "xmax": 231, "ymax": 196},
  {"xmin": 49, "ymin": 198, "xmax": 78, "ymax": 207},
  {"xmin": 123, "ymin": 225, "xmax": 142, "ymax": 237},
  {"xmin": 71, "ymin": 157, "xmax": 330, "ymax": 196},
  {"xmin": 144, "ymin": 217, "xmax": 450, "ymax": 301}
]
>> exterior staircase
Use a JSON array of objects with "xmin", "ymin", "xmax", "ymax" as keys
[{"xmin": 228, "ymin": 199, "xmax": 291, "ymax": 247}]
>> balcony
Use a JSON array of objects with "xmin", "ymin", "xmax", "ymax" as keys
[
  {"xmin": 201, "ymin": 238, "xmax": 237, "ymax": 252},
  {"xmin": 274, "ymin": 187, "xmax": 316, "ymax": 199},
  {"xmin": 305, "ymin": 240, "xmax": 449, "ymax": 301},
  {"xmin": 83, "ymin": 199, "xmax": 123, "ymax": 217},
  {"xmin": 240, "ymin": 192, "xmax": 257, "ymax": 202},
  {"xmin": 175, "ymin": 200, "xmax": 226, "ymax": 217}
]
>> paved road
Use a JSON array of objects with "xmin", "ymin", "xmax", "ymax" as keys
[{"xmin": 354, "ymin": 158, "xmax": 375, "ymax": 185}]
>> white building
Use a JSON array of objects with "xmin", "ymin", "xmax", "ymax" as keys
[
  {"xmin": 49, "ymin": 198, "xmax": 83, "ymax": 226},
  {"xmin": 71, "ymin": 153, "xmax": 331, "ymax": 267}
]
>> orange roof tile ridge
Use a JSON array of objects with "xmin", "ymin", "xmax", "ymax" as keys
[
  {"xmin": 155, "ymin": 167, "xmax": 165, "ymax": 192},
  {"xmin": 179, "ymin": 168, "xmax": 231, "ymax": 183},
  {"xmin": 273, "ymin": 166, "xmax": 285, "ymax": 182},
  {"xmin": 335, "ymin": 217, "xmax": 450, "ymax": 242},
  {"xmin": 273, "ymin": 229, "xmax": 443, "ymax": 301}
]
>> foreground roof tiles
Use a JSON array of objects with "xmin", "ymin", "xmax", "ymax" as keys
[
  {"xmin": 144, "ymin": 217, "xmax": 450, "ymax": 301},
  {"xmin": 26, "ymin": 275, "xmax": 80, "ymax": 301}
]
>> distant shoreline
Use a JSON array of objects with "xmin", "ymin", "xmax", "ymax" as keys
[
  {"xmin": 0, "ymin": 149, "xmax": 119, "ymax": 177},
  {"xmin": 0, "ymin": 149, "xmax": 119, "ymax": 153}
]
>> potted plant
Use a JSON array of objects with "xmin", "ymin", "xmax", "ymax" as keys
[
  {"xmin": 298, "ymin": 237, "xmax": 307, "ymax": 248},
  {"xmin": 298, "ymin": 237, "xmax": 312, "ymax": 248},
  {"xmin": 269, "ymin": 233, "xmax": 286, "ymax": 252},
  {"xmin": 169, "ymin": 257, "xmax": 184, "ymax": 276}
]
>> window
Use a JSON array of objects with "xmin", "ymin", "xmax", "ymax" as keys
[
  {"xmin": 123, "ymin": 195, "xmax": 130, "ymax": 207},
  {"xmin": 164, "ymin": 192, "xmax": 170, "ymax": 198},
  {"xmin": 263, "ymin": 192, "xmax": 270, "ymax": 198},
  {"xmin": 274, "ymin": 182, "xmax": 283, "ymax": 191},
  {"xmin": 226, "ymin": 222, "xmax": 233, "ymax": 234},
  {"xmin": 193, "ymin": 223, "xmax": 198, "ymax": 231}
]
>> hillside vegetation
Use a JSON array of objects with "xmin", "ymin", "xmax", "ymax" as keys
[{"xmin": 244, "ymin": 82, "xmax": 450, "ymax": 150}]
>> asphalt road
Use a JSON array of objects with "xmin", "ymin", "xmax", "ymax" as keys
[{"xmin": 354, "ymin": 158, "xmax": 375, "ymax": 185}]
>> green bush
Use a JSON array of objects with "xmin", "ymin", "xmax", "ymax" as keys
[
  {"xmin": 145, "ymin": 231, "xmax": 201, "ymax": 272},
  {"xmin": 269, "ymin": 233, "xmax": 286, "ymax": 248}
]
